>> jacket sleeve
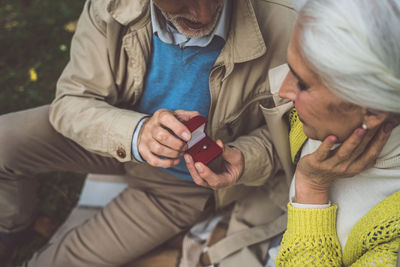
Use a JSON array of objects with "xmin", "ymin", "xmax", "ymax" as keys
[
  {"xmin": 229, "ymin": 66, "xmax": 293, "ymax": 187},
  {"xmin": 276, "ymin": 203, "xmax": 343, "ymax": 266},
  {"xmin": 228, "ymin": 126, "xmax": 280, "ymax": 186},
  {"xmin": 49, "ymin": 0, "xmax": 148, "ymax": 162}
]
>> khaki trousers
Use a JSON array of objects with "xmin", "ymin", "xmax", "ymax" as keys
[{"xmin": 0, "ymin": 106, "xmax": 213, "ymax": 267}]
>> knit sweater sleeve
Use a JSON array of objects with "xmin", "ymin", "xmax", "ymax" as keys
[{"xmin": 276, "ymin": 203, "xmax": 342, "ymax": 266}]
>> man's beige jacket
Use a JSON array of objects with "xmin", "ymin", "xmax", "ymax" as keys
[{"xmin": 49, "ymin": 0, "xmax": 296, "ymax": 207}]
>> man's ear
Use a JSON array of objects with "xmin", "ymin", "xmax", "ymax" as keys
[{"xmin": 362, "ymin": 108, "xmax": 390, "ymax": 129}]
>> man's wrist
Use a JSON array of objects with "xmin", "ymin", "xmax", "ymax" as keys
[{"xmin": 132, "ymin": 117, "xmax": 149, "ymax": 162}]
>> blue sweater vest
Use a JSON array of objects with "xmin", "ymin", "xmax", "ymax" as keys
[{"xmin": 136, "ymin": 36, "xmax": 224, "ymax": 180}]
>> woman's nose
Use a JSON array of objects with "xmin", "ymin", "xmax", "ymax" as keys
[{"xmin": 278, "ymin": 72, "xmax": 298, "ymax": 101}]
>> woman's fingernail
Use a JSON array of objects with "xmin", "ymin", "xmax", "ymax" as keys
[
  {"xmin": 329, "ymin": 135, "xmax": 337, "ymax": 143},
  {"xmin": 195, "ymin": 163, "xmax": 203, "ymax": 173},
  {"xmin": 384, "ymin": 123, "xmax": 394, "ymax": 134},
  {"xmin": 356, "ymin": 128, "xmax": 366, "ymax": 137}
]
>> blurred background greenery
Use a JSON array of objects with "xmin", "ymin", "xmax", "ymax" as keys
[{"xmin": 0, "ymin": 0, "xmax": 86, "ymax": 265}]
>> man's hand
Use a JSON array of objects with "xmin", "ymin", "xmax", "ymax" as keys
[
  {"xmin": 138, "ymin": 109, "xmax": 200, "ymax": 168},
  {"xmin": 184, "ymin": 140, "xmax": 244, "ymax": 190},
  {"xmin": 295, "ymin": 122, "xmax": 394, "ymax": 204}
]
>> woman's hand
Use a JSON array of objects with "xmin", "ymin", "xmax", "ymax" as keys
[{"xmin": 295, "ymin": 123, "xmax": 394, "ymax": 204}]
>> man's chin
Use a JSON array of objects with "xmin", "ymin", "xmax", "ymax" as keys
[
  {"xmin": 180, "ymin": 18, "xmax": 206, "ymax": 30},
  {"xmin": 174, "ymin": 21, "xmax": 213, "ymax": 38}
]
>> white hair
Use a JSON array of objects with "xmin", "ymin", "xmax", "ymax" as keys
[{"xmin": 297, "ymin": 0, "xmax": 400, "ymax": 113}]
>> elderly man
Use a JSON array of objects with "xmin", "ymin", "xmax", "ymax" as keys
[{"xmin": 0, "ymin": 0, "xmax": 296, "ymax": 266}]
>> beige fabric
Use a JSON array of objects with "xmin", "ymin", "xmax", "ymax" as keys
[
  {"xmin": 0, "ymin": 0, "xmax": 296, "ymax": 266},
  {"xmin": 0, "ymin": 106, "xmax": 212, "ymax": 266},
  {"xmin": 49, "ymin": 0, "xmax": 297, "ymax": 208},
  {"xmin": 26, "ymin": 182, "xmax": 211, "ymax": 267},
  {"xmin": 0, "ymin": 106, "xmax": 125, "ymax": 233},
  {"xmin": 207, "ymin": 213, "xmax": 287, "ymax": 266},
  {"xmin": 203, "ymin": 177, "xmax": 290, "ymax": 266},
  {"xmin": 27, "ymin": 205, "xmax": 183, "ymax": 267}
]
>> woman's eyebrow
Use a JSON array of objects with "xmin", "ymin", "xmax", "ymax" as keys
[{"xmin": 288, "ymin": 63, "xmax": 307, "ymax": 86}]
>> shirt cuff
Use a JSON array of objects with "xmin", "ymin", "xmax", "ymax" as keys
[
  {"xmin": 132, "ymin": 117, "xmax": 148, "ymax": 162},
  {"xmin": 290, "ymin": 196, "xmax": 331, "ymax": 209}
]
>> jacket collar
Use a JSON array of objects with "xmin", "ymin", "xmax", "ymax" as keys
[
  {"xmin": 107, "ymin": 0, "xmax": 150, "ymax": 26},
  {"xmin": 224, "ymin": 0, "xmax": 266, "ymax": 64},
  {"xmin": 107, "ymin": 0, "xmax": 266, "ymax": 63}
]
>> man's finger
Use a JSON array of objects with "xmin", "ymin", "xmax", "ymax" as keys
[
  {"xmin": 194, "ymin": 162, "xmax": 221, "ymax": 189},
  {"xmin": 174, "ymin": 110, "xmax": 200, "ymax": 121},
  {"xmin": 148, "ymin": 140, "xmax": 182, "ymax": 159},
  {"xmin": 184, "ymin": 154, "xmax": 209, "ymax": 187},
  {"xmin": 151, "ymin": 127, "xmax": 187, "ymax": 151},
  {"xmin": 142, "ymin": 148, "xmax": 179, "ymax": 168},
  {"xmin": 215, "ymin": 139, "xmax": 224, "ymax": 149},
  {"xmin": 158, "ymin": 110, "xmax": 191, "ymax": 142}
]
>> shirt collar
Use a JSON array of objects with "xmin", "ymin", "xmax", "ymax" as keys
[{"xmin": 150, "ymin": 0, "xmax": 231, "ymax": 48}]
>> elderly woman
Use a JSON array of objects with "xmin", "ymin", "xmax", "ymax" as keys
[{"xmin": 276, "ymin": 0, "xmax": 400, "ymax": 266}]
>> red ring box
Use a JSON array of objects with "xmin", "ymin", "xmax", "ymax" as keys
[{"xmin": 185, "ymin": 115, "xmax": 223, "ymax": 166}]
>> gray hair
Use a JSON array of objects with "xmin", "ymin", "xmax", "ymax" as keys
[{"xmin": 296, "ymin": 0, "xmax": 400, "ymax": 113}]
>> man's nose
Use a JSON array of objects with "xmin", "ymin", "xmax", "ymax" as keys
[{"xmin": 278, "ymin": 72, "xmax": 298, "ymax": 101}]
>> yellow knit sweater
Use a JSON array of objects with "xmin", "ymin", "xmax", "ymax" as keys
[{"xmin": 276, "ymin": 191, "xmax": 400, "ymax": 266}]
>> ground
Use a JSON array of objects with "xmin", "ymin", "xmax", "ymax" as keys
[{"xmin": 0, "ymin": 0, "xmax": 86, "ymax": 265}]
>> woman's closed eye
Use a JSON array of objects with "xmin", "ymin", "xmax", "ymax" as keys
[
  {"xmin": 297, "ymin": 80, "xmax": 309, "ymax": 91},
  {"xmin": 288, "ymin": 64, "xmax": 309, "ymax": 91}
]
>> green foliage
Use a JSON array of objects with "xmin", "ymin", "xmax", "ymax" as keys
[
  {"xmin": 0, "ymin": 0, "xmax": 86, "ymax": 265},
  {"xmin": 0, "ymin": 0, "xmax": 85, "ymax": 114}
]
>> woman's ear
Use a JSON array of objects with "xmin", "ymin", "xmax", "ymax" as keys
[{"xmin": 362, "ymin": 108, "xmax": 390, "ymax": 129}]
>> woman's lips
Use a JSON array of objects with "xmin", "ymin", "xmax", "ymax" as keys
[{"xmin": 180, "ymin": 18, "xmax": 205, "ymax": 30}]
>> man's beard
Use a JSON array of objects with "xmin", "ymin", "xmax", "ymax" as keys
[{"xmin": 161, "ymin": 2, "xmax": 224, "ymax": 38}]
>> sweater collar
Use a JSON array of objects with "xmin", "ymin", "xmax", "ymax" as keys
[{"xmin": 107, "ymin": 0, "xmax": 150, "ymax": 26}]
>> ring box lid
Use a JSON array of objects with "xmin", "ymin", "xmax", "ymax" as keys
[{"xmin": 185, "ymin": 115, "xmax": 222, "ymax": 165}]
